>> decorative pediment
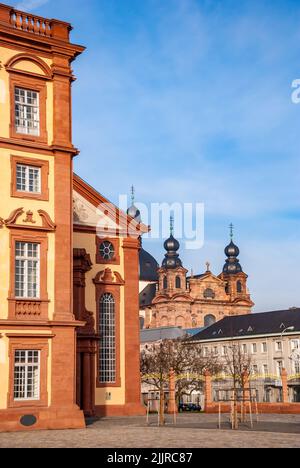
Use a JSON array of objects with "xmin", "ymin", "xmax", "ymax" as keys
[
  {"xmin": 5, "ymin": 53, "xmax": 52, "ymax": 79},
  {"xmin": 93, "ymin": 268, "xmax": 125, "ymax": 286},
  {"xmin": 200, "ymin": 272, "xmax": 225, "ymax": 285},
  {"xmin": 172, "ymin": 293, "xmax": 193, "ymax": 302},
  {"xmin": 38, "ymin": 210, "xmax": 56, "ymax": 230},
  {"xmin": 152, "ymin": 294, "xmax": 169, "ymax": 305},
  {"xmin": 232, "ymin": 297, "xmax": 255, "ymax": 306},
  {"xmin": 73, "ymin": 174, "xmax": 149, "ymax": 238},
  {"xmin": 4, "ymin": 208, "xmax": 55, "ymax": 231},
  {"xmin": 73, "ymin": 191, "xmax": 122, "ymax": 233}
]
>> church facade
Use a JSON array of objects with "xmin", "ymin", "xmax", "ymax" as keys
[
  {"xmin": 73, "ymin": 175, "xmax": 148, "ymax": 418},
  {"xmin": 140, "ymin": 228, "xmax": 254, "ymax": 330},
  {"xmin": 0, "ymin": 3, "xmax": 145, "ymax": 432}
]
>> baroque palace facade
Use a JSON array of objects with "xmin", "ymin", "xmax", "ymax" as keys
[
  {"xmin": 0, "ymin": 3, "xmax": 146, "ymax": 432},
  {"xmin": 139, "ymin": 226, "xmax": 254, "ymax": 330}
]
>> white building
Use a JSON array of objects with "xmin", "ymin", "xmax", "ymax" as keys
[{"xmin": 190, "ymin": 308, "xmax": 300, "ymax": 403}]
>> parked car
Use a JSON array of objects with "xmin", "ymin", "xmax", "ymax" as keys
[{"xmin": 178, "ymin": 403, "xmax": 202, "ymax": 412}]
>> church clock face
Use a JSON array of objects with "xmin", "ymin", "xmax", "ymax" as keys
[{"xmin": 99, "ymin": 241, "xmax": 115, "ymax": 260}]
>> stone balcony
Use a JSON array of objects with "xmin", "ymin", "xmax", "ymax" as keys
[{"xmin": 0, "ymin": 3, "xmax": 72, "ymax": 41}]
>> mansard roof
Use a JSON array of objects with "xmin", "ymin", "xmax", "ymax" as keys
[
  {"xmin": 139, "ymin": 283, "xmax": 157, "ymax": 308},
  {"xmin": 190, "ymin": 308, "xmax": 300, "ymax": 342},
  {"xmin": 141, "ymin": 326, "xmax": 188, "ymax": 343},
  {"xmin": 139, "ymin": 248, "xmax": 159, "ymax": 282}
]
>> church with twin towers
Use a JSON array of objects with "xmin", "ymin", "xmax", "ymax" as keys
[{"xmin": 134, "ymin": 206, "xmax": 254, "ymax": 329}]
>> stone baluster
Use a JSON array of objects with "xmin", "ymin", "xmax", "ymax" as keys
[
  {"xmin": 15, "ymin": 13, "xmax": 22, "ymax": 30},
  {"xmin": 33, "ymin": 17, "xmax": 40, "ymax": 34}
]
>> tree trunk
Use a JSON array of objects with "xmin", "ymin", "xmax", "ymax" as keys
[
  {"xmin": 233, "ymin": 380, "xmax": 238, "ymax": 430},
  {"xmin": 159, "ymin": 388, "xmax": 165, "ymax": 426}
]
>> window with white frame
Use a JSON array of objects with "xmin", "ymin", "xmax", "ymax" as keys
[
  {"xmin": 99, "ymin": 293, "xmax": 116, "ymax": 384},
  {"xmin": 16, "ymin": 164, "xmax": 41, "ymax": 193},
  {"xmin": 222, "ymin": 346, "xmax": 227, "ymax": 356},
  {"xmin": 242, "ymin": 344, "xmax": 247, "ymax": 354},
  {"xmin": 251, "ymin": 343, "xmax": 257, "ymax": 354},
  {"xmin": 275, "ymin": 341, "xmax": 282, "ymax": 352},
  {"xmin": 294, "ymin": 361, "xmax": 300, "ymax": 374},
  {"xmin": 252, "ymin": 365, "xmax": 258, "ymax": 375},
  {"xmin": 204, "ymin": 347, "xmax": 209, "ymax": 357},
  {"xmin": 263, "ymin": 364, "xmax": 269, "ymax": 376},
  {"xmin": 15, "ymin": 242, "xmax": 40, "ymax": 298},
  {"xmin": 262, "ymin": 342, "xmax": 267, "ymax": 353},
  {"xmin": 14, "ymin": 350, "xmax": 40, "ymax": 401},
  {"xmin": 16, "ymin": 164, "xmax": 41, "ymax": 194},
  {"xmin": 291, "ymin": 339, "xmax": 300, "ymax": 351},
  {"xmin": 277, "ymin": 360, "xmax": 284, "ymax": 376},
  {"xmin": 15, "ymin": 87, "xmax": 40, "ymax": 136}
]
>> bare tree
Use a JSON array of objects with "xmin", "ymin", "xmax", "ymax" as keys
[
  {"xmin": 223, "ymin": 342, "xmax": 252, "ymax": 428},
  {"xmin": 141, "ymin": 337, "xmax": 223, "ymax": 424}
]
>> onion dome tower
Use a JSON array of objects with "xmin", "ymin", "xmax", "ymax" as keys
[
  {"xmin": 127, "ymin": 185, "xmax": 141, "ymax": 223},
  {"xmin": 223, "ymin": 224, "xmax": 243, "ymax": 274},
  {"xmin": 162, "ymin": 216, "xmax": 182, "ymax": 269},
  {"xmin": 220, "ymin": 224, "xmax": 254, "ymax": 309}
]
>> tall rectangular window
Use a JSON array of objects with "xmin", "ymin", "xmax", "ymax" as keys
[
  {"xmin": 14, "ymin": 350, "xmax": 40, "ymax": 401},
  {"xmin": 16, "ymin": 164, "xmax": 41, "ymax": 193},
  {"xmin": 252, "ymin": 343, "xmax": 257, "ymax": 354},
  {"xmin": 276, "ymin": 341, "xmax": 282, "ymax": 352},
  {"xmin": 291, "ymin": 340, "xmax": 300, "ymax": 351},
  {"xmin": 262, "ymin": 342, "xmax": 267, "ymax": 353},
  {"xmin": 99, "ymin": 293, "xmax": 116, "ymax": 384},
  {"xmin": 263, "ymin": 364, "xmax": 269, "ymax": 376},
  {"xmin": 277, "ymin": 360, "xmax": 284, "ymax": 376},
  {"xmin": 15, "ymin": 242, "xmax": 40, "ymax": 299},
  {"xmin": 15, "ymin": 87, "xmax": 40, "ymax": 136}
]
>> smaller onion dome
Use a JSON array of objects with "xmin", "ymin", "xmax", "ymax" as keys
[
  {"xmin": 162, "ymin": 217, "xmax": 182, "ymax": 269},
  {"xmin": 223, "ymin": 224, "xmax": 243, "ymax": 275},
  {"xmin": 127, "ymin": 185, "xmax": 141, "ymax": 222},
  {"xmin": 225, "ymin": 241, "xmax": 240, "ymax": 258},
  {"xmin": 127, "ymin": 204, "xmax": 141, "ymax": 222},
  {"xmin": 164, "ymin": 235, "xmax": 180, "ymax": 253}
]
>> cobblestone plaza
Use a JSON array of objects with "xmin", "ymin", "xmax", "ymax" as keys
[{"xmin": 0, "ymin": 414, "xmax": 299, "ymax": 449}]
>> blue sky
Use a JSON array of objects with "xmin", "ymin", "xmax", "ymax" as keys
[{"xmin": 13, "ymin": 0, "xmax": 300, "ymax": 312}]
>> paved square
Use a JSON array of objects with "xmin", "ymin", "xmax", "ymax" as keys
[{"xmin": 0, "ymin": 414, "xmax": 299, "ymax": 448}]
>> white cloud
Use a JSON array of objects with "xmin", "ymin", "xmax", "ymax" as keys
[{"xmin": 15, "ymin": 0, "xmax": 49, "ymax": 12}]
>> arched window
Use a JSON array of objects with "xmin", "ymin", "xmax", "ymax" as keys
[
  {"xmin": 204, "ymin": 314, "xmax": 216, "ymax": 327},
  {"xmin": 161, "ymin": 316, "xmax": 168, "ymax": 327},
  {"xmin": 192, "ymin": 317, "xmax": 197, "ymax": 327},
  {"xmin": 176, "ymin": 276, "xmax": 181, "ymax": 289},
  {"xmin": 99, "ymin": 293, "xmax": 116, "ymax": 384},
  {"xmin": 163, "ymin": 276, "xmax": 168, "ymax": 290},
  {"xmin": 237, "ymin": 281, "xmax": 243, "ymax": 293},
  {"xmin": 204, "ymin": 288, "xmax": 215, "ymax": 299},
  {"xmin": 175, "ymin": 316, "xmax": 185, "ymax": 328}
]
